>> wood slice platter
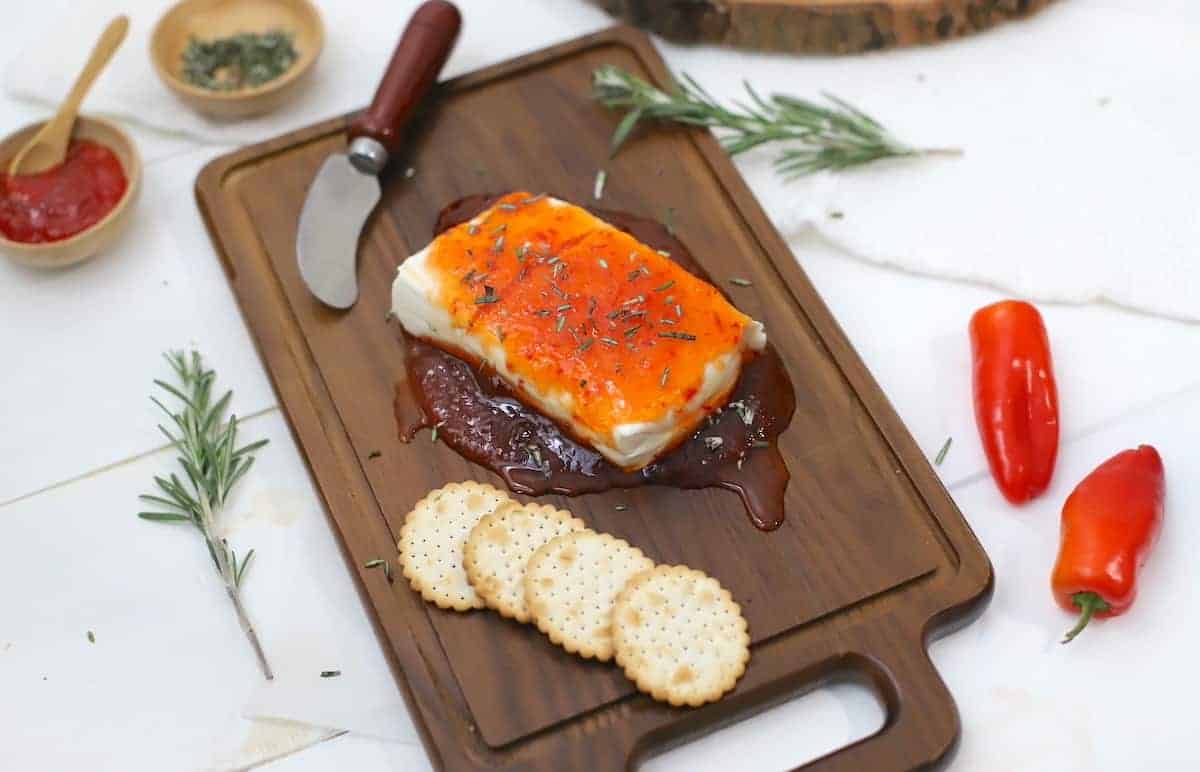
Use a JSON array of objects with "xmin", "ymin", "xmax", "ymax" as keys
[
  {"xmin": 195, "ymin": 26, "xmax": 991, "ymax": 771},
  {"xmin": 590, "ymin": 0, "xmax": 1055, "ymax": 53}
]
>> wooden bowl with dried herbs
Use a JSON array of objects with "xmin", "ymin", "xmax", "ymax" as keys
[{"xmin": 150, "ymin": 0, "xmax": 323, "ymax": 118}]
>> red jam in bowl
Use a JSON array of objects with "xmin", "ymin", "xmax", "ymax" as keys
[{"xmin": 0, "ymin": 139, "xmax": 128, "ymax": 244}]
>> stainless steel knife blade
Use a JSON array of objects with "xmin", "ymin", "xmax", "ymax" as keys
[
  {"xmin": 294, "ymin": 0, "xmax": 461, "ymax": 310},
  {"xmin": 297, "ymin": 153, "xmax": 381, "ymax": 309}
]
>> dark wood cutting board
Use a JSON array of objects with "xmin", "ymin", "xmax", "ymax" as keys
[{"xmin": 196, "ymin": 26, "xmax": 991, "ymax": 771}]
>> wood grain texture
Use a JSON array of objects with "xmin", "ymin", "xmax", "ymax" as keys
[
  {"xmin": 589, "ymin": 0, "xmax": 1055, "ymax": 53},
  {"xmin": 195, "ymin": 26, "xmax": 992, "ymax": 771}
]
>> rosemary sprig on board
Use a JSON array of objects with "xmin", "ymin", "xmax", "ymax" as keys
[
  {"xmin": 592, "ymin": 65, "xmax": 959, "ymax": 178},
  {"xmin": 137, "ymin": 351, "xmax": 273, "ymax": 680}
]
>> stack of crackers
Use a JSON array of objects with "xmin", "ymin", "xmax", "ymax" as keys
[{"xmin": 398, "ymin": 481, "xmax": 750, "ymax": 707}]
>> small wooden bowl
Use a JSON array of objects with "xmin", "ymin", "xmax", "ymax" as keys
[
  {"xmin": 150, "ymin": 0, "xmax": 324, "ymax": 118},
  {"xmin": 0, "ymin": 116, "xmax": 141, "ymax": 269}
]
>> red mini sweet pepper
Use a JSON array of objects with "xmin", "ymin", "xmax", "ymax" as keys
[
  {"xmin": 1052, "ymin": 445, "xmax": 1165, "ymax": 643},
  {"xmin": 969, "ymin": 300, "xmax": 1059, "ymax": 504}
]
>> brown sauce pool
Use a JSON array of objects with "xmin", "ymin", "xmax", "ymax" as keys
[{"xmin": 394, "ymin": 195, "xmax": 796, "ymax": 530}]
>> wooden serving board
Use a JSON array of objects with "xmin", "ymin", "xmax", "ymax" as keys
[
  {"xmin": 196, "ymin": 26, "xmax": 991, "ymax": 771},
  {"xmin": 590, "ymin": 0, "xmax": 1054, "ymax": 53}
]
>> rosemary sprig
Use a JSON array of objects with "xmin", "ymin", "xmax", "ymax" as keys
[
  {"xmin": 592, "ymin": 65, "xmax": 959, "ymax": 178},
  {"xmin": 137, "ymin": 351, "xmax": 273, "ymax": 680}
]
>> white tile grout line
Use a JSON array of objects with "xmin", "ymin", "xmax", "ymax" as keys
[
  {"xmin": 0, "ymin": 406, "xmax": 281, "ymax": 510},
  {"xmin": 944, "ymin": 378, "xmax": 1200, "ymax": 493}
]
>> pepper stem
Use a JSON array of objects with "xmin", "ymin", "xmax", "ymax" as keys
[{"xmin": 1061, "ymin": 592, "xmax": 1111, "ymax": 644}]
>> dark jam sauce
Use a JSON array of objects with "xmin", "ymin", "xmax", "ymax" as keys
[{"xmin": 395, "ymin": 195, "xmax": 796, "ymax": 530}]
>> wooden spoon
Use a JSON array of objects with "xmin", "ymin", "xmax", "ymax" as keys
[{"xmin": 8, "ymin": 15, "xmax": 129, "ymax": 176}]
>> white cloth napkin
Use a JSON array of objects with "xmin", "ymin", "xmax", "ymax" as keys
[
  {"xmin": 3, "ymin": 0, "xmax": 612, "ymax": 146},
  {"xmin": 661, "ymin": 1, "xmax": 1200, "ymax": 323}
]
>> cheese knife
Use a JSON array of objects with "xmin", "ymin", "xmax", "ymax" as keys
[{"xmin": 297, "ymin": 0, "xmax": 461, "ymax": 309}]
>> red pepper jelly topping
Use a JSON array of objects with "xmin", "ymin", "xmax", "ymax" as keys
[{"xmin": 0, "ymin": 139, "xmax": 128, "ymax": 244}]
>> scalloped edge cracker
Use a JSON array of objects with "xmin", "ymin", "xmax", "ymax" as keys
[
  {"xmin": 524, "ymin": 531, "xmax": 654, "ymax": 661},
  {"xmin": 613, "ymin": 565, "xmax": 749, "ymax": 707},
  {"xmin": 397, "ymin": 481, "xmax": 511, "ymax": 611},
  {"xmin": 464, "ymin": 501, "xmax": 587, "ymax": 623}
]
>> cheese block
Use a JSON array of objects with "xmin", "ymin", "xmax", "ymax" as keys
[{"xmin": 391, "ymin": 192, "xmax": 766, "ymax": 470}]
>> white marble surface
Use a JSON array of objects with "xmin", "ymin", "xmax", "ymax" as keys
[{"xmin": 2, "ymin": 2, "xmax": 1198, "ymax": 770}]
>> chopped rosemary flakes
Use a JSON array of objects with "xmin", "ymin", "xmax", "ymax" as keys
[
  {"xmin": 492, "ymin": 235, "xmax": 505, "ymax": 254},
  {"xmin": 367, "ymin": 450, "xmax": 382, "ymax": 460},
  {"xmin": 550, "ymin": 283, "xmax": 566, "ymax": 298},
  {"xmin": 829, "ymin": 211, "xmax": 845, "ymax": 220},
  {"xmin": 588, "ymin": 297, "xmax": 598, "ymax": 316},
  {"xmin": 729, "ymin": 277, "xmax": 753, "ymax": 287},
  {"xmin": 516, "ymin": 242, "xmax": 530, "ymax": 260},
  {"xmin": 461, "ymin": 269, "xmax": 476, "ymax": 284},
  {"xmin": 547, "ymin": 256, "xmax": 561, "ymax": 265},
  {"xmin": 624, "ymin": 325, "xmax": 641, "ymax": 337},
  {"xmin": 87, "ymin": 630, "xmax": 95, "ymax": 644},
  {"xmin": 474, "ymin": 294, "xmax": 500, "ymax": 305},
  {"xmin": 623, "ymin": 295, "xmax": 646, "ymax": 306},
  {"xmin": 598, "ymin": 258, "xmax": 609, "ymax": 270},
  {"xmin": 659, "ymin": 331, "xmax": 696, "ymax": 341},
  {"xmin": 660, "ymin": 367, "xmax": 670, "ymax": 387},
  {"xmin": 364, "ymin": 558, "xmax": 394, "ymax": 583},
  {"xmin": 320, "ymin": 670, "xmax": 341, "ymax": 678},
  {"xmin": 498, "ymin": 203, "xmax": 518, "ymax": 211},
  {"xmin": 522, "ymin": 194, "xmax": 546, "ymax": 205},
  {"xmin": 606, "ymin": 308, "xmax": 622, "ymax": 320},
  {"xmin": 467, "ymin": 224, "xmax": 480, "ymax": 236},
  {"xmin": 594, "ymin": 169, "xmax": 607, "ymax": 199},
  {"xmin": 556, "ymin": 303, "xmax": 573, "ymax": 313},
  {"xmin": 600, "ymin": 337, "xmax": 619, "ymax": 346},
  {"xmin": 627, "ymin": 268, "xmax": 645, "ymax": 282},
  {"xmin": 491, "ymin": 223, "xmax": 507, "ymax": 235},
  {"xmin": 579, "ymin": 338, "xmax": 595, "ymax": 353},
  {"xmin": 674, "ymin": 304, "xmax": 684, "ymax": 318},
  {"xmin": 654, "ymin": 280, "xmax": 674, "ymax": 292},
  {"xmin": 430, "ymin": 422, "xmax": 445, "ymax": 443},
  {"xmin": 535, "ymin": 309, "xmax": 552, "ymax": 317},
  {"xmin": 556, "ymin": 315, "xmax": 567, "ymax": 332},
  {"xmin": 935, "ymin": 437, "xmax": 953, "ymax": 466},
  {"xmin": 660, "ymin": 318, "xmax": 676, "ymax": 326},
  {"xmin": 553, "ymin": 262, "xmax": 566, "ymax": 279}
]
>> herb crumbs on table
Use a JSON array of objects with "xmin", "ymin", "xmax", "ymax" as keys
[
  {"xmin": 320, "ymin": 670, "xmax": 341, "ymax": 678},
  {"xmin": 367, "ymin": 450, "xmax": 382, "ymax": 460},
  {"xmin": 729, "ymin": 277, "xmax": 753, "ymax": 287},
  {"xmin": 935, "ymin": 437, "xmax": 953, "ymax": 466},
  {"xmin": 86, "ymin": 631, "xmax": 95, "ymax": 644},
  {"xmin": 594, "ymin": 170, "xmax": 607, "ymax": 199},
  {"xmin": 614, "ymin": 504, "xmax": 629, "ymax": 512}
]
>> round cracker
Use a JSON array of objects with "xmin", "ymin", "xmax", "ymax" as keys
[
  {"xmin": 612, "ymin": 565, "xmax": 749, "ymax": 707},
  {"xmin": 397, "ymin": 481, "xmax": 512, "ymax": 611},
  {"xmin": 464, "ymin": 501, "xmax": 587, "ymax": 623},
  {"xmin": 524, "ymin": 531, "xmax": 654, "ymax": 661}
]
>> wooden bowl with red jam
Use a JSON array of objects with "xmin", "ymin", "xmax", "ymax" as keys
[{"xmin": 0, "ymin": 116, "xmax": 141, "ymax": 268}]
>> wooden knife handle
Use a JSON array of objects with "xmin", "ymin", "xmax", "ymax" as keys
[{"xmin": 348, "ymin": 1, "xmax": 461, "ymax": 160}]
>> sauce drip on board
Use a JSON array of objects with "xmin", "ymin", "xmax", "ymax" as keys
[
  {"xmin": 395, "ymin": 195, "xmax": 796, "ymax": 530},
  {"xmin": 0, "ymin": 139, "xmax": 127, "ymax": 244}
]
